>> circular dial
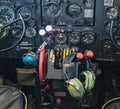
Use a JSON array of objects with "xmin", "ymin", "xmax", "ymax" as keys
[
  {"xmin": 85, "ymin": 0, "xmax": 93, "ymax": 7},
  {"xmin": 0, "ymin": 23, "xmax": 9, "ymax": 39},
  {"xmin": 101, "ymin": 39, "xmax": 112, "ymax": 55},
  {"xmin": 0, "ymin": 6, "xmax": 14, "ymax": 24},
  {"xmin": 81, "ymin": 32, "xmax": 95, "ymax": 44},
  {"xmin": 46, "ymin": 3, "xmax": 60, "ymax": 17},
  {"xmin": 25, "ymin": 27, "xmax": 36, "ymax": 38},
  {"xmin": 66, "ymin": 3, "xmax": 82, "ymax": 18},
  {"xmin": 106, "ymin": 7, "xmax": 119, "ymax": 20},
  {"xmin": 104, "ymin": 21, "xmax": 118, "ymax": 33},
  {"xmin": 55, "ymin": 33, "xmax": 66, "ymax": 44},
  {"xmin": 11, "ymin": 26, "xmax": 22, "ymax": 38},
  {"xmin": 115, "ymin": 36, "xmax": 120, "ymax": 46},
  {"xmin": 0, "ymin": 28, "xmax": 9, "ymax": 39},
  {"xmin": 69, "ymin": 32, "xmax": 80, "ymax": 44},
  {"xmin": 18, "ymin": 7, "xmax": 31, "ymax": 21}
]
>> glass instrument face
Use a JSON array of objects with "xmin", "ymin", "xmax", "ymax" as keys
[
  {"xmin": 69, "ymin": 32, "xmax": 80, "ymax": 44},
  {"xmin": 106, "ymin": 7, "xmax": 118, "ymax": 20},
  {"xmin": 18, "ymin": 7, "xmax": 31, "ymax": 21},
  {"xmin": 81, "ymin": 32, "xmax": 95, "ymax": 44},
  {"xmin": 55, "ymin": 33, "xmax": 66, "ymax": 44},
  {"xmin": 0, "ymin": 6, "xmax": 15, "ymax": 24}
]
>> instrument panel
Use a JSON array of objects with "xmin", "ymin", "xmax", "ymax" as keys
[
  {"xmin": 0, "ymin": 0, "xmax": 120, "ymax": 61},
  {"xmin": 41, "ymin": 0, "xmax": 95, "ymax": 26}
]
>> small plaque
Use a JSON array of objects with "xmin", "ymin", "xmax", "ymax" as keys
[
  {"xmin": 104, "ymin": 0, "xmax": 114, "ymax": 6},
  {"xmin": 84, "ymin": 9, "xmax": 93, "ymax": 18}
]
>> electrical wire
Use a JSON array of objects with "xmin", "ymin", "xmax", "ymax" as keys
[
  {"xmin": 21, "ymin": 91, "xmax": 28, "ymax": 109},
  {"xmin": 101, "ymin": 97, "xmax": 120, "ymax": 109},
  {"xmin": 0, "ymin": 13, "xmax": 25, "ymax": 52},
  {"xmin": 110, "ymin": 20, "xmax": 120, "ymax": 49}
]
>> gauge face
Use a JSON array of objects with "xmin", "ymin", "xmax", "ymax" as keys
[
  {"xmin": 46, "ymin": 3, "xmax": 60, "ymax": 17},
  {"xmin": 106, "ymin": 7, "xmax": 119, "ymax": 20},
  {"xmin": 104, "ymin": 21, "xmax": 118, "ymax": 33},
  {"xmin": 55, "ymin": 33, "xmax": 66, "ymax": 44},
  {"xmin": 115, "ymin": 36, "xmax": 120, "ymax": 46},
  {"xmin": 66, "ymin": 4, "xmax": 82, "ymax": 18},
  {"xmin": 85, "ymin": 0, "xmax": 93, "ymax": 7},
  {"xmin": 25, "ymin": 27, "xmax": 36, "ymax": 38},
  {"xmin": 0, "ymin": 28, "xmax": 9, "ymax": 39},
  {"xmin": 11, "ymin": 26, "xmax": 22, "ymax": 38},
  {"xmin": 0, "ymin": 23, "xmax": 9, "ymax": 39},
  {"xmin": 81, "ymin": 32, "xmax": 95, "ymax": 44},
  {"xmin": 103, "ymin": 40, "xmax": 112, "ymax": 49},
  {"xmin": 100, "ymin": 39, "xmax": 112, "ymax": 56},
  {"xmin": 69, "ymin": 32, "xmax": 80, "ymax": 44},
  {"xmin": 18, "ymin": 7, "xmax": 31, "ymax": 21},
  {"xmin": 0, "ymin": 6, "xmax": 14, "ymax": 24}
]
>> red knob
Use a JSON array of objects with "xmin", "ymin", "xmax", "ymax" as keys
[
  {"xmin": 76, "ymin": 53, "xmax": 84, "ymax": 60},
  {"xmin": 56, "ymin": 98, "xmax": 62, "ymax": 105},
  {"xmin": 85, "ymin": 50, "xmax": 94, "ymax": 58}
]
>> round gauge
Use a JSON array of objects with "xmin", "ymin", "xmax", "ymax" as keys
[
  {"xmin": 81, "ymin": 32, "xmax": 95, "ymax": 44},
  {"xmin": 85, "ymin": 0, "xmax": 93, "ymax": 7},
  {"xmin": 18, "ymin": 7, "xmax": 31, "ymax": 21},
  {"xmin": 0, "ymin": 28, "xmax": 9, "ymax": 39},
  {"xmin": 0, "ymin": 23, "xmax": 9, "ymax": 39},
  {"xmin": 11, "ymin": 26, "xmax": 22, "ymax": 38},
  {"xmin": 0, "ymin": 6, "xmax": 14, "ymax": 24},
  {"xmin": 101, "ymin": 39, "xmax": 112, "ymax": 55},
  {"xmin": 115, "ymin": 36, "xmax": 120, "ymax": 46},
  {"xmin": 69, "ymin": 32, "xmax": 80, "ymax": 44},
  {"xmin": 46, "ymin": 3, "xmax": 60, "ymax": 17},
  {"xmin": 66, "ymin": 3, "xmax": 82, "ymax": 18},
  {"xmin": 25, "ymin": 27, "xmax": 36, "ymax": 38},
  {"xmin": 104, "ymin": 21, "xmax": 118, "ymax": 33},
  {"xmin": 55, "ymin": 33, "xmax": 66, "ymax": 44},
  {"xmin": 106, "ymin": 7, "xmax": 119, "ymax": 20}
]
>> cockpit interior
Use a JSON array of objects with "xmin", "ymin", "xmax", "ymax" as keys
[{"xmin": 0, "ymin": 0, "xmax": 120, "ymax": 109}]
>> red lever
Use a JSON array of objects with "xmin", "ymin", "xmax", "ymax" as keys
[{"xmin": 39, "ymin": 47, "xmax": 46, "ymax": 83}]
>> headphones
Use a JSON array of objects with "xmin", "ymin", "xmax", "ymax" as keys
[
  {"xmin": 63, "ymin": 53, "xmax": 95, "ymax": 100},
  {"xmin": 66, "ymin": 78, "xmax": 85, "ymax": 100},
  {"xmin": 79, "ymin": 70, "xmax": 95, "ymax": 92},
  {"xmin": 22, "ymin": 52, "xmax": 37, "ymax": 67}
]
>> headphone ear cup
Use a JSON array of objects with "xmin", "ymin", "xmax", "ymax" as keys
[
  {"xmin": 66, "ymin": 78, "xmax": 85, "ymax": 100},
  {"xmin": 79, "ymin": 70, "xmax": 95, "ymax": 92},
  {"xmin": 22, "ymin": 52, "xmax": 37, "ymax": 67}
]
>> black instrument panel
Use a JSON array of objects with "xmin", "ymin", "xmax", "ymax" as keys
[
  {"xmin": 41, "ymin": 0, "xmax": 95, "ymax": 26},
  {"xmin": 0, "ymin": 0, "xmax": 120, "ymax": 61}
]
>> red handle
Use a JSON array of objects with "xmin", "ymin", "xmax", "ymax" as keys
[{"xmin": 39, "ymin": 47, "xmax": 46, "ymax": 83}]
